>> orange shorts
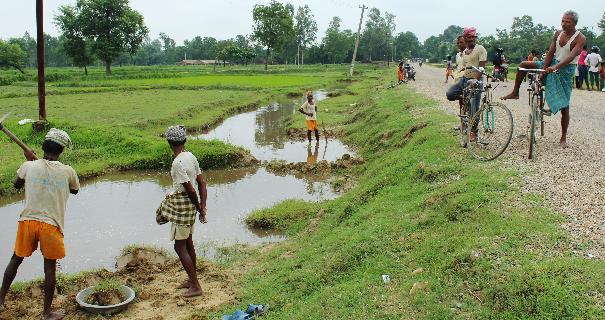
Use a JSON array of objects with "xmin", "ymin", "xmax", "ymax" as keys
[
  {"xmin": 306, "ymin": 120, "xmax": 317, "ymax": 131},
  {"xmin": 15, "ymin": 220, "xmax": 65, "ymax": 260}
]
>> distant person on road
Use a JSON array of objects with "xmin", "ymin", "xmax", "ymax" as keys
[
  {"xmin": 584, "ymin": 46, "xmax": 602, "ymax": 91},
  {"xmin": 397, "ymin": 61, "xmax": 405, "ymax": 84},
  {"xmin": 156, "ymin": 125, "xmax": 207, "ymax": 298},
  {"xmin": 501, "ymin": 10, "xmax": 586, "ymax": 149},
  {"xmin": 0, "ymin": 128, "xmax": 79, "ymax": 320},
  {"xmin": 577, "ymin": 45, "xmax": 589, "ymax": 89},
  {"xmin": 445, "ymin": 55, "xmax": 454, "ymax": 83},
  {"xmin": 298, "ymin": 91, "xmax": 320, "ymax": 144},
  {"xmin": 446, "ymin": 27, "xmax": 487, "ymax": 142},
  {"xmin": 527, "ymin": 49, "xmax": 537, "ymax": 62},
  {"xmin": 524, "ymin": 49, "xmax": 539, "ymax": 82}
]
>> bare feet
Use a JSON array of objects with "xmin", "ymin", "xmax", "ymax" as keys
[
  {"xmin": 43, "ymin": 310, "xmax": 65, "ymax": 320},
  {"xmin": 177, "ymin": 280, "xmax": 191, "ymax": 289},
  {"xmin": 500, "ymin": 92, "xmax": 519, "ymax": 100},
  {"xmin": 559, "ymin": 139, "xmax": 569, "ymax": 149},
  {"xmin": 182, "ymin": 286, "xmax": 203, "ymax": 298}
]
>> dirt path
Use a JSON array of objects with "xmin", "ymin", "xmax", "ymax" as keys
[
  {"xmin": 410, "ymin": 64, "xmax": 605, "ymax": 257},
  {"xmin": 0, "ymin": 248, "xmax": 236, "ymax": 320}
]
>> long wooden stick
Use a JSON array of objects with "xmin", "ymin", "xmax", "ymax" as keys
[{"xmin": 0, "ymin": 113, "xmax": 35, "ymax": 154}]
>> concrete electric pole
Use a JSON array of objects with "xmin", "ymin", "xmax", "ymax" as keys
[{"xmin": 349, "ymin": 5, "xmax": 367, "ymax": 78}]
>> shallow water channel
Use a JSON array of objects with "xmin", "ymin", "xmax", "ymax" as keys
[{"xmin": 0, "ymin": 91, "xmax": 354, "ymax": 281}]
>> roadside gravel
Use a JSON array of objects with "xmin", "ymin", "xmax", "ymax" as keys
[{"xmin": 410, "ymin": 64, "xmax": 605, "ymax": 257}]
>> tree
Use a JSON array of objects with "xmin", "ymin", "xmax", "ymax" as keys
[
  {"xmin": 9, "ymin": 33, "xmax": 38, "ymax": 68},
  {"xmin": 599, "ymin": 11, "xmax": 605, "ymax": 33},
  {"xmin": 360, "ymin": 8, "xmax": 395, "ymax": 61},
  {"xmin": 394, "ymin": 31, "xmax": 421, "ymax": 60},
  {"xmin": 56, "ymin": 0, "xmax": 149, "ymax": 75},
  {"xmin": 252, "ymin": 0, "xmax": 295, "ymax": 70},
  {"xmin": 0, "ymin": 39, "xmax": 27, "ymax": 73},
  {"xmin": 159, "ymin": 32, "xmax": 177, "ymax": 64},
  {"xmin": 322, "ymin": 17, "xmax": 355, "ymax": 64},
  {"xmin": 294, "ymin": 5, "xmax": 317, "ymax": 65},
  {"xmin": 55, "ymin": 5, "xmax": 95, "ymax": 74},
  {"xmin": 442, "ymin": 25, "xmax": 464, "ymax": 45}
]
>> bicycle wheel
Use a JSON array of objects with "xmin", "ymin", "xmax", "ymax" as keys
[
  {"xmin": 467, "ymin": 102, "xmax": 514, "ymax": 161},
  {"xmin": 458, "ymin": 102, "xmax": 470, "ymax": 148},
  {"xmin": 539, "ymin": 93, "xmax": 545, "ymax": 137},
  {"xmin": 528, "ymin": 94, "xmax": 541, "ymax": 159}
]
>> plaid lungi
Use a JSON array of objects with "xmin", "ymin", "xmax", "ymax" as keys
[
  {"xmin": 537, "ymin": 59, "xmax": 575, "ymax": 114},
  {"xmin": 156, "ymin": 192, "xmax": 196, "ymax": 226}
]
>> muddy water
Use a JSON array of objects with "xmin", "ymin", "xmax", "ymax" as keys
[
  {"xmin": 0, "ymin": 168, "xmax": 336, "ymax": 280},
  {"xmin": 198, "ymin": 90, "xmax": 355, "ymax": 162},
  {"xmin": 0, "ymin": 90, "xmax": 354, "ymax": 280}
]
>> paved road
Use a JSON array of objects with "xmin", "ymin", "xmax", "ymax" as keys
[{"xmin": 410, "ymin": 64, "xmax": 605, "ymax": 257}]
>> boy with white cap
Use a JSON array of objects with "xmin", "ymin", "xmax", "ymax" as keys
[{"xmin": 0, "ymin": 128, "xmax": 80, "ymax": 320}]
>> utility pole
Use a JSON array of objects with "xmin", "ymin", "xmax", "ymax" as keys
[
  {"xmin": 349, "ymin": 5, "xmax": 367, "ymax": 78},
  {"xmin": 36, "ymin": 0, "xmax": 46, "ymax": 123}
]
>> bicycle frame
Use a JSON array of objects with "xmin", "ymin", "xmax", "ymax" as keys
[
  {"xmin": 459, "ymin": 66, "xmax": 514, "ymax": 160},
  {"xmin": 520, "ymin": 67, "xmax": 549, "ymax": 159}
]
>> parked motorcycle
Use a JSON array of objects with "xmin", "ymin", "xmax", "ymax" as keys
[
  {"xmin": 404, "ymin": 64, "xmax": 416, "ymax": 81},
  {"xmin": 492, "ymin": 64, "xmax": 508, "ymax": 82}
]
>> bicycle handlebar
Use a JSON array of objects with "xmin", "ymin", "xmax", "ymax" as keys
[
  {"xmin": 518, "ymin": 67, "xmax": 559, "ymax": 74},
  {"xmin": 465, "ymin": 66, "xmax": 491, "ymax": 78}
]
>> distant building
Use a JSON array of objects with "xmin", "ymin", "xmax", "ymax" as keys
[{"xmin": 179, "ymin": 60, "xmax": 227, "ymax": 65}]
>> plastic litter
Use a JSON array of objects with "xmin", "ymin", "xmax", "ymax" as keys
[
  {"xmin": 18, "ymin": 119, "xmax": 34, "ymax": 125},
  {"xmin": 381, "ymin": 274, "xmax": 391, "ymax": 283}
]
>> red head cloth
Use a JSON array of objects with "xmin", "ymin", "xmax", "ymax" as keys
[{"xmin": 463, "ymin": 27, "xmax": 477, "ymax": 37}]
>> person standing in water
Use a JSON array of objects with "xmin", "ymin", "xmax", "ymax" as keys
[{"xmin": 298, "ymin": 91, "xmax": 320, "ymax": 144}]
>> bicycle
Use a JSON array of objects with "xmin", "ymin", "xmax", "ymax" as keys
[
  {"xmin": 458, "ymin": 66, "xmax": 514, "ymax": 161},
  {"xmin": 519, "ymin": 67, "xmax": 552, "ymax": 159}
]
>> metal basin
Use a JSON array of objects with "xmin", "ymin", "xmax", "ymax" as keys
[{"xmin": 75, "ymin": 285, "xmax": 135, "ymax": 315}]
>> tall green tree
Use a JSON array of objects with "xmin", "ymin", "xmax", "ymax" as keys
[
  {"xmin": 294, "ymin": 5, "xmax": 318, "ymax": 65},
  {"xmin": 56, "ymin": 0, "xmax": 148, "ymax": 75},
  {"xmin": 252, "ymin": 0, "xmax": 295, "ymax": 70},
  {"xmin": 322, "ymin": 17, "xmax": 355, "ymax": 64},
  {"xmin": 9, "ymin": 33, "xmax": 38, "ymax": 68},
  {"xmin": 361, "ymin": 8, "xmax": 395, "ymax": 61},
  {"xmin": 55, "ymin": 5, "xmax": 95, "ymax": 74},
  {"xmin": 599, "ymin": 11, "xmax": 605, "ymax": 33},
  {"xmin": 0, "ymin": 39, "xmax": 27, "ymax": 73},
  {"xmin": 394, "ymin": 31, "xmax": 421, "ymax": 60}
]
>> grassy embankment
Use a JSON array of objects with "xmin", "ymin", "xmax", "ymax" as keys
[
  {"xmin": 0, "ymin": 64, "xmax": 353, "ymax": 196},
  {"xmin": 224, "ymin": 69, "xmax": 605, "ymax": 319}
]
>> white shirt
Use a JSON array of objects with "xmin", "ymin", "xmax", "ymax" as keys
[
  {"xmin": 17, "ymin": 159, "xmax": 80, "ymax": 233},
  {"xmin": 585, "ymin": 52, "xmax": 602, "ymax": 72},
  {"xmin": 554, "ymin": 30, "xmax": 581, "ymax": 64},
  {"xmin": 300, "ymin": 101, "xmax": 317, "ymax": 121},
  {"xmin": 170, "ymin": 152, "xmax": 202, "ymax": 194}
]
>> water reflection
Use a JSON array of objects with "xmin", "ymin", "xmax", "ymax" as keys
[
  {"xmin": 307, "ymin": 144, "xmax": 320, "ymax": 165},
  {"xmin": 0, "ymin": 168, "xmax": 336, "ymax": 280},
  {"xmin": 198, "ymin": 92, "xmax": 354, "ymax": 163}
]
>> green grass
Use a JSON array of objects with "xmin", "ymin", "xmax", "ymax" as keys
[
  {"xmin": 0, "ymin": 64, "xmax": 360, "ymax": 196},
  {"xmin": 245, "ymin": 199, "xmax": 320, "ymax": 233},
  {"xmin": 212, "ymin": 68, "xmax": 605, "ymax": 319}
]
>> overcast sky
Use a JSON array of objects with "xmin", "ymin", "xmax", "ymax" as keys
[{"xmin": 1, "ymin": 1, "xmax": 602, "ymax": 45}]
